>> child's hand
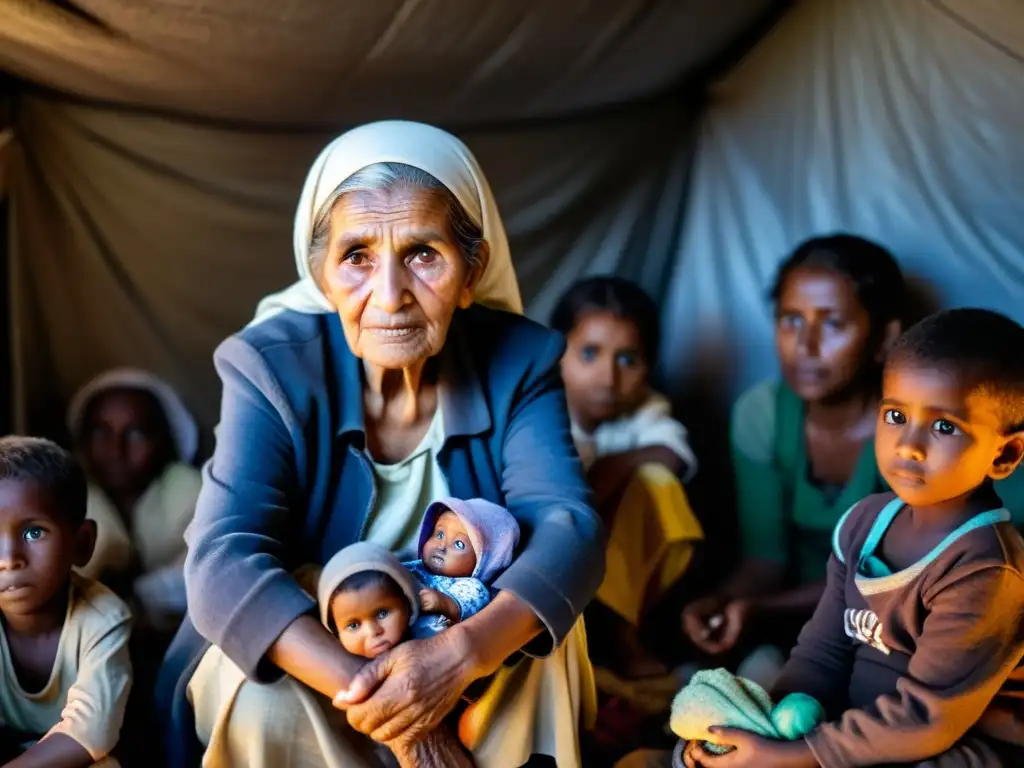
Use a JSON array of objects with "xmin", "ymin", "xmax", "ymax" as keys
[
  {"xmin": 419, "ymin": 589, "xmax": 461, "ymax": 623},
  {"xmin": 683, "ymin": 729, "xmax": 818, "ymax": 768}
]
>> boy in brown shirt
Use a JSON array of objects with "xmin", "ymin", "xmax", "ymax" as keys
[
  {"xmin": 0, "ymin": 437, "xmax": 132, "ymax": 766},
  {"xmin": 685, "ymin": 309, "xmax": 1024, "ymax": 767}
]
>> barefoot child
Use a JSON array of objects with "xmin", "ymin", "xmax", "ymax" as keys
[
  {"xmin": 685, "ymin": 308, "xmax": 1024, "ymax": 767},
  {"xmin": 0, "ymin": 437, "xmax": 132, "ymax": 767}
]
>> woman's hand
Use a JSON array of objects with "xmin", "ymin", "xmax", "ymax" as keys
[
  {"xmin": 683, "ymin": 730, "xmax": 818, "ymax": 768},
  {"xmin": 335, "ymin": 624, "xmax": 481, "ymax": 746},
  {"xmin": 682, "ymin": 597, "xmax": 752, "ymax": 655}
]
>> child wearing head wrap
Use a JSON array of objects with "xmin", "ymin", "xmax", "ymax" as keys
[{"xmin": 67, "ymin": 368, "xmax": 201, "ymax": 625}]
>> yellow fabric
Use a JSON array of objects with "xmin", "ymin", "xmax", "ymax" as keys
[
  {"xmin": 361, "ymin": 407, "xmax": 449, "ymax": 560},
  {"xmin": 77, "ymin": 462, "xmax": 201, "ymax": 580},
  {"xmin": 188, "ymin": 620, "xmax": 594, "ymax": 768},
  {"xmin": 458, "ymin": 619, "xmax": 597, "ymax": 767},
  {"xmin": 0, "ymin": 575, "xmax": 132, "ymax": 761},
  {"xmin": 596, "ymin": 463, "xmax": 703, "ymax": 626}
]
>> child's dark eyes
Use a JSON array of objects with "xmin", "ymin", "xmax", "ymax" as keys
[
  {"xmin": 883, "ymin": 409, "xmax": 906, "ymax": 426},
  {"xmin": 376, "ymin": 609, "xmax": 390, "ymax": 620},
  {"xmin": 435, "ymin": 531, "xmax": 444, "ymax": 540},
  {"xmin": 23, "ymin": 527, "xmax": 45, "ymax": 542},
  {"xmin": 345, "ymin": 621, "xmax": 360, "ymax": 632},
  {"xmin": 933, "ymin": 419, "xmax": 962, "ymax": 436},
  {"xmin": 579, "ymin": 346, "xmax": 598, "ymax": 362},
  {"xmin": 453, "ymin": 540, "xmax": 466, "ymax": 551}
]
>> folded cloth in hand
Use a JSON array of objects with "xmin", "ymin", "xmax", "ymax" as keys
[{"xmin": 669, "ymin": 669, "xmax": 824, "ymax": 754}]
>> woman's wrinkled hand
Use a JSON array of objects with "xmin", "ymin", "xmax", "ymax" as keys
[
  {"xmin": 333, "ymin": 625, "xmax": 480, "ymax": 747},
  {"xmin": 682, "ymin": 597, "xmax": 752, "ymax": 656}
]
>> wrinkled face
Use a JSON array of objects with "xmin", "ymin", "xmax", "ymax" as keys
[
  {"xmin": 421, "ymin": 510, "xmax": 476, "ymax": 578},
  {"xmin": 318, "ymin": 186, "xmax": 485, "ymax": 370},
  {"xmin": 775, "ymin": 267, "xmax": 876, "ymax": 402},
  {"xmin": 560, "ymin": 311, "xmax": 649, "ymax": 430},
  {"xmin": 330, "ymin": 582, "xmax": 411, "ymax": 659},
  {"xmin": 876, "ymin": 360, "xmax": 1022, "ymax": 508},
  {"xmin": 81, "ymin": 389, "xmax": 173, "ymax": 498},
  {"xmin": 0, "ymin": 480, "xmax": 92, "ymax": 620}
]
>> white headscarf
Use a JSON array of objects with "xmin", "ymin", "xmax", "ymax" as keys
[{"xmin": 251, "ymin": 121, "xmax": 523, "ymax": 326}]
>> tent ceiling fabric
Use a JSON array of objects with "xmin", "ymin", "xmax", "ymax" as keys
[
  {"xmin": 1, "ymin": 0, "xmax": 785, "ymax": 442},
  {"xmin": 1, "ymin": 0, "xmax": 781, "ymax": 126}
]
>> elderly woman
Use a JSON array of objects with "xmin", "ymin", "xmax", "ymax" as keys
[{"xmin": 156, "ymin": 121, "xmax": 604, "ymax": 768}]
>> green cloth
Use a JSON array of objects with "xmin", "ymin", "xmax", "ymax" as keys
[
  {"xmin": 731, "ymin": 380, "xmax": 1024, "ymax": 585},
  {"xmin": 731, "ymin": 380, "xmax": 883, "ymax": 583},
  {"xmin": 669, "ymin": 669, "xmax": 824, "ymax": 753}
]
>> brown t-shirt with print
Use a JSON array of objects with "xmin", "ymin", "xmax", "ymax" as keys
[{"xmin": 773, "ymin": 492, "xmax": 1024, "ymax": 767}]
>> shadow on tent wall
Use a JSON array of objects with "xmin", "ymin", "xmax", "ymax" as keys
[
  {"xmin": 1, "ymin": 76, "xmax": 9, "ymax": 435},
  {"xmin": 0, "ymin": 198, "xmax": 8, "ymax": 436}
]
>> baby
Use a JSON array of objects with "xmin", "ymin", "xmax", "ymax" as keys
[
  {"xmin": 316, "ymin": 541, "xmax": 420, "ymax": 660},
  {"xmin": 317, "ymin": 497, "xmax": 519, "ymax": 658},
  {"xmin": 403, "ymin": 497, "xmax": 519, "ymax": 639}
]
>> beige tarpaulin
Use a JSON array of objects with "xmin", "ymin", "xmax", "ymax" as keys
[{"xmin": 0, "ymin": 0, "xmax": 781, "ymax": 444}]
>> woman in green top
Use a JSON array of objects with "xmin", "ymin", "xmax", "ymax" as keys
[{"xmin": 683, "ymin": 235, "xmax": 905, "ymax": 663}]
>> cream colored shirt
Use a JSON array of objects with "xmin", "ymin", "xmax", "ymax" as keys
[
  {"xmin": 362, "ymin": 407, "xmax": 450, "ymax": 560},
  {"xmin": 79, "ymin": 462, "xmax": 201, "ymax": 580},
  {"xmin": 0, "ymin": 575, "xmax": 132, "ymax": 760}
]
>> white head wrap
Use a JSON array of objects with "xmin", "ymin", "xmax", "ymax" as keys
[
  {"xmin": 67, "ymin": 368, "xmax": 199, "ymax": 463},
  {"xmin": 251, "ymin": 120, "xmax": 522, "ymax": 326}
]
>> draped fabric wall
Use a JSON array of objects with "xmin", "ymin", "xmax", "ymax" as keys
[
  {"xmin": 664, "ymin": 0, "xmax": 1024, "ymax": 408},
  {"xmin": 0, "ymin": 0, "xmax": 782, "ymax": 447}
]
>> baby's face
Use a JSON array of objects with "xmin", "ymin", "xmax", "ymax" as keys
[
  {"xmin": 330, "ymin": 583, "xmax": 410, "ymax": 659},
  {"xmin": 421, "ymin": 510, "xmax": 476, "ymax": 577}
]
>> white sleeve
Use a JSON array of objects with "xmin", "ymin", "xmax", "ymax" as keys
[
  {"xmin": 633, "ymin": 412, "xmax": 698, "ymax": 482},
  {"xmin": 47, "ymin": 613, "xmax": 132, "ymax": 759}
]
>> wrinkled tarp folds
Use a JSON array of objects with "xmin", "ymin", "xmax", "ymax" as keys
[
  {"xmin": 664, "ymin": 0, "xmax": 1024, "ymax": 405},
  {"xmin": 0, "ymin": 0, "xmax": 782, "ymax": 443}
]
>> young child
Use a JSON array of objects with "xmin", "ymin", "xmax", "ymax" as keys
[
  {"xmin": 551, "ymin": 276, "xmax": 703, "ymax": 685},
  {"xmin": 404, "ymin": 497, "xmax": 518, "ymax": 638},
  {"xmin": 316, "ymin": 541, "xmax": 420, "ymax": 660},
  {"xmin": 684, "ymin": 308, "xmax": 1024, "ymax": 768},
  {"xmin": 0, "ymin": 436, "xmax": 132, "ymax": 767},
  {"xmin": 550, "ymin": 276, "xmax": 697, "ymax": 484},
  {"xmin": 67, "ymin": 368, "xmax": 201, "ymax": 624}
]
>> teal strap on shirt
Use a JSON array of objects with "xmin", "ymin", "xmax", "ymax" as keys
[
  {"xmin": 831, "ymin": 503, "xmax": 860, "ymax": 565},
  {"xmin": 855, "ymin": 503, "xmax": 1012, "ymax": 585}
]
